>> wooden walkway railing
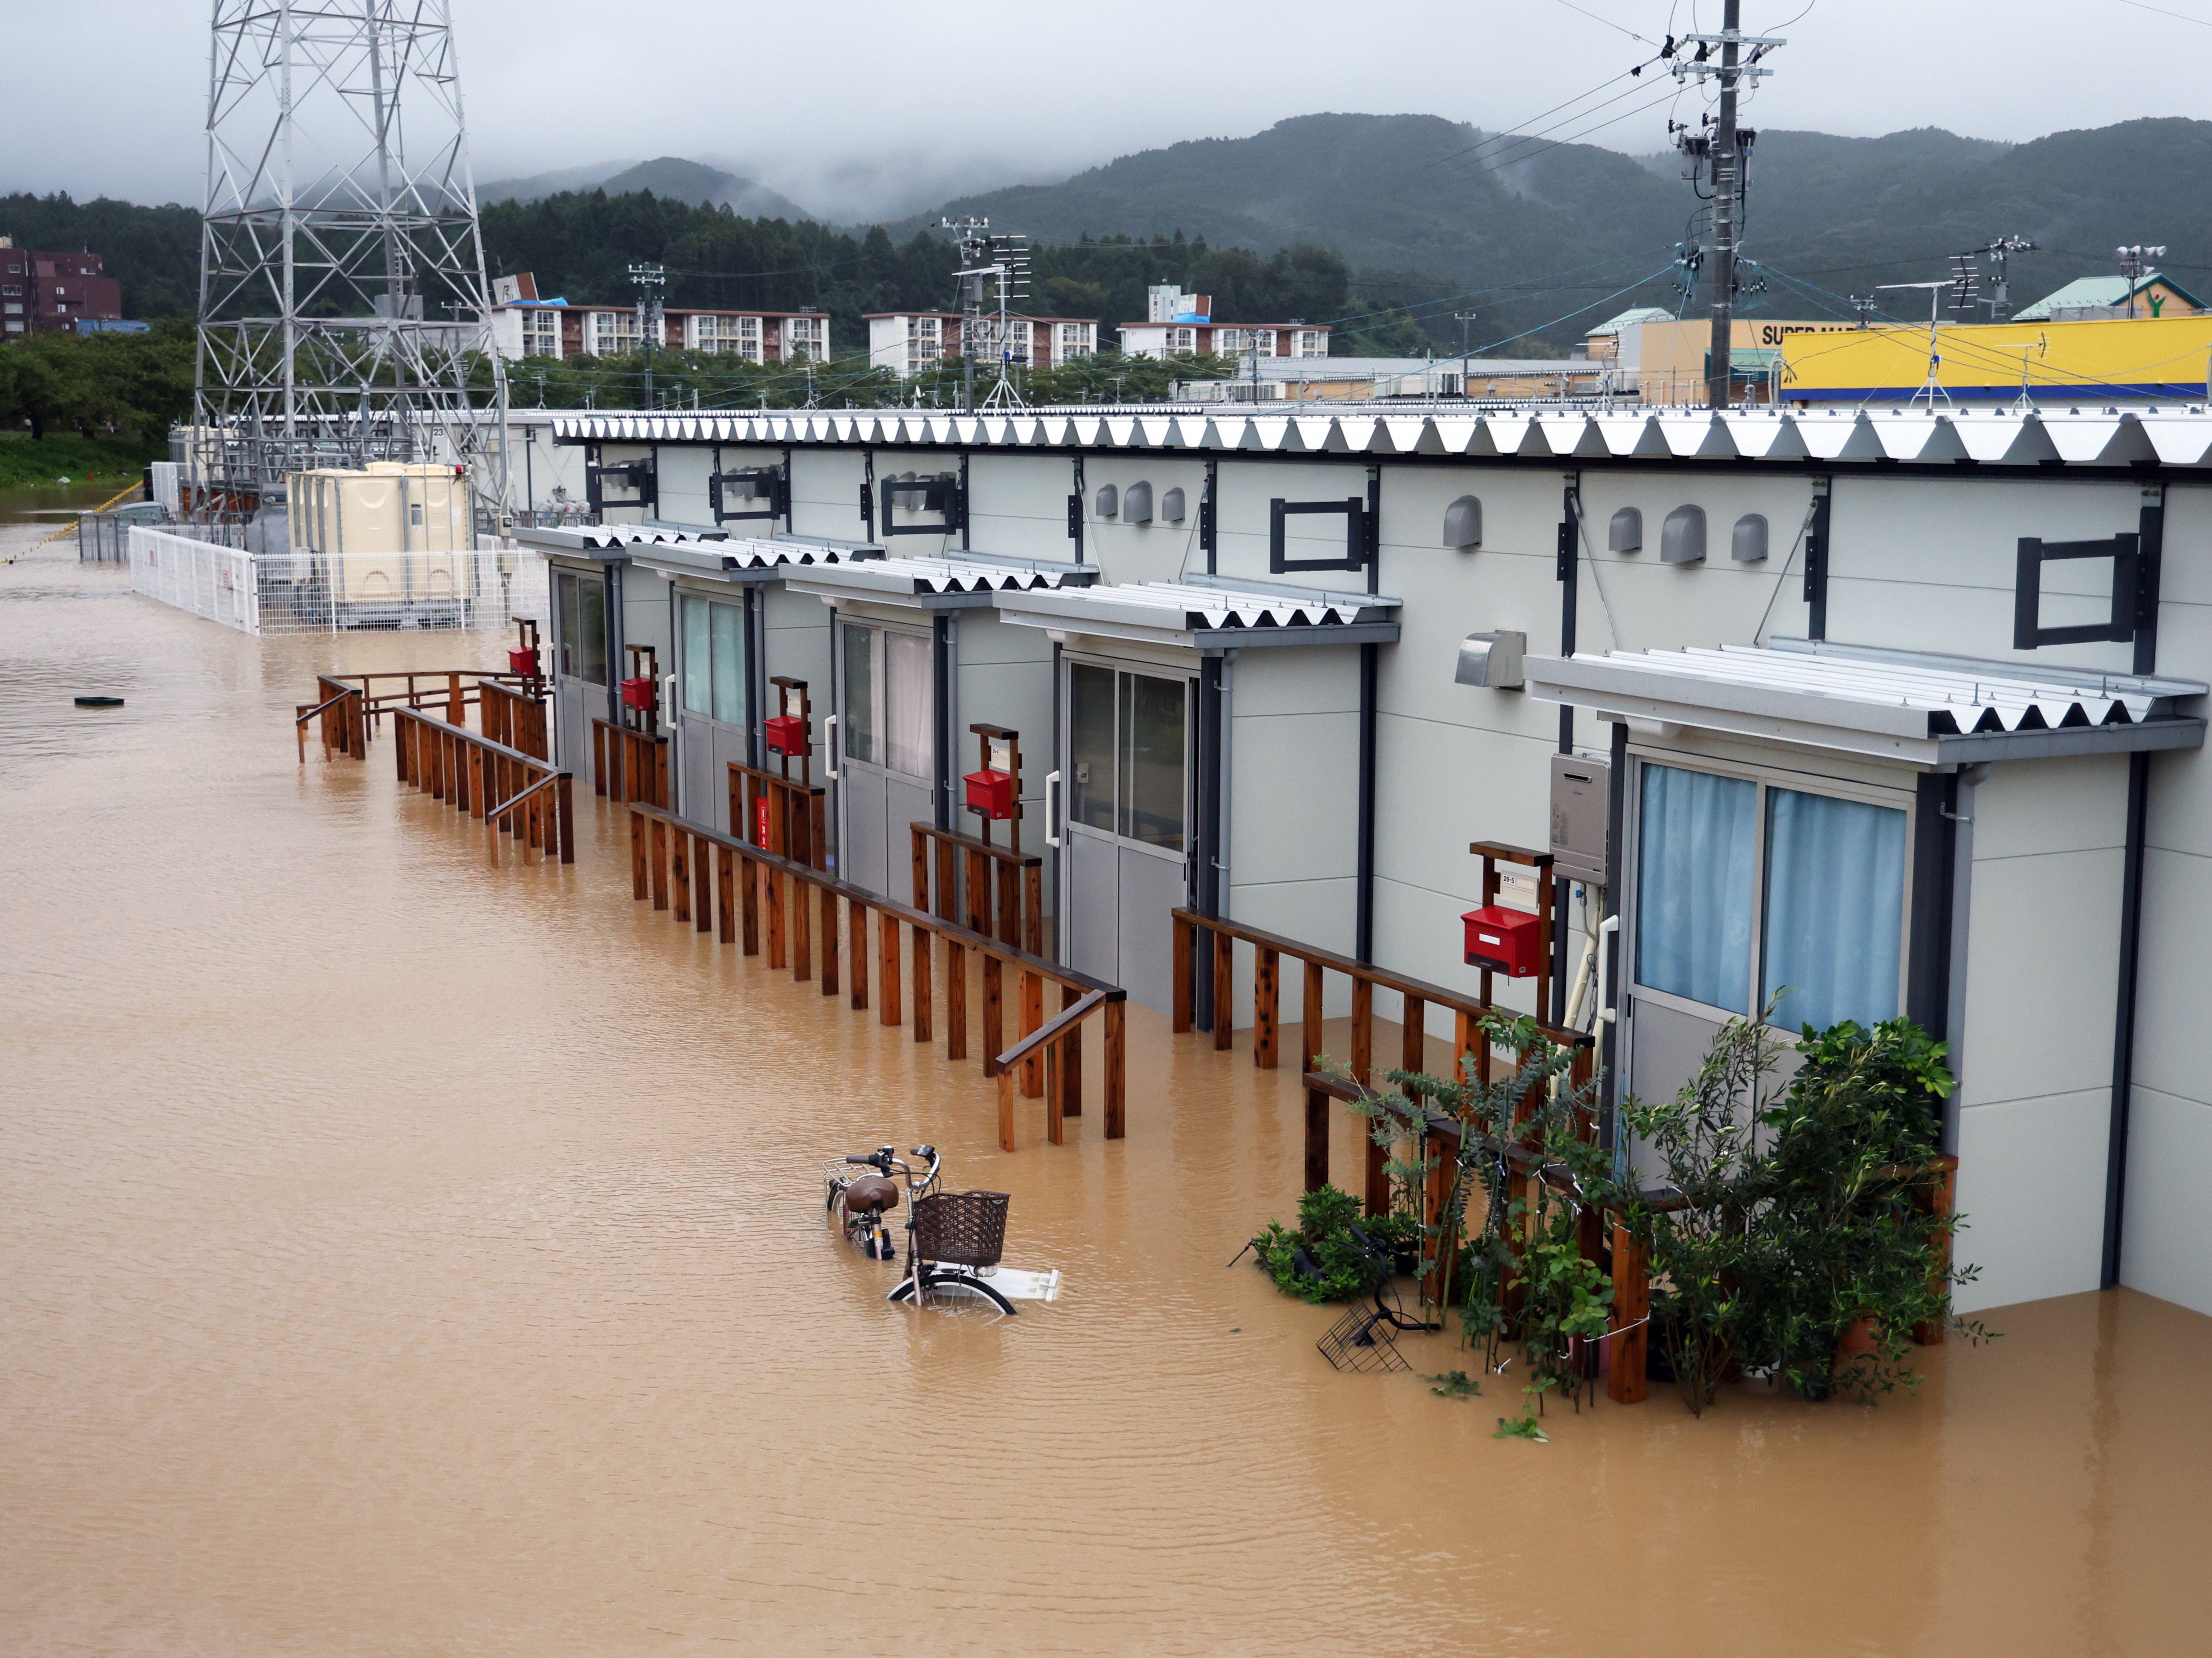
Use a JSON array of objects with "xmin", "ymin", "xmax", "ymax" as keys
[
  {"xmin": 395, "ymin": 708, "xmax": 575, "ymax": 866},
  {"xmin": 299, "ymin": 676, "xmax": 368, "ymax": 761},
  {"xmin": 591, "ymin": 717, "xmax": 668, "ymax": 808},
  {"xmin": 627, "ymin": 800, "xmax": 1125, "ymax": 1150},
  {"xmin": 298, "ymin": 671, "xmax": 536, "ymax": 764},
  {"xmin": 479, "ymin": 678, "xmax": 548, "ymax": 760},
  {"xmin": 1172, "ymin": 907, "xmax": 1592, "ymax": 1210},
  {"xmin": 912, "ymin": 823, "xmax": 1046, "ymax": 1096}
]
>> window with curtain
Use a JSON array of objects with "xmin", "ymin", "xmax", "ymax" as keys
[
  {"xmin": 1763, "ymin": 788, "xmax": 1907, "ymax": 1032},
  {"xmin": 1119, "ymin": 673, "xmax": 1187, "ymax": 851},
  {"xmin": 1634, "ymin": 761, "xmax": 1908, "ymax": 1029},
  {"xmin": 1636, "ymin": 764, "xmax": 1757, "ymax": 1013},
  {"xmin": 842, "ymin": 622, "xmax": 874, "ymax": 765},
  {"xmin": 883, "ymin": 631, "xmax": 933, "ymax": 780},
  {"xmin": 710, "ymin": 603, "xmax": 743, "ymax": 726},
  {"xmin": 681, "ymin": 597, "xmax": 711, "ymax": 714}
]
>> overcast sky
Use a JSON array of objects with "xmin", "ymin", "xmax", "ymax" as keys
[{"xmin": 6, "ymin": 0, "xmax": 2211, "ymax": 221}]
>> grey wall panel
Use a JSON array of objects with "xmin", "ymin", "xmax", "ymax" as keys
[
  {"xmin": 966, "ymin": 453, "xmax": 1078, "ymax": 557},
  {"xmin": 1573, "ymin": 469, "xmax": 1820, "ymax": 651},
  {"xmin": 789, "ymin": 447, "xmax": 867, "ymax": 542},
  {"xmin": 2143, "ymin": 603, "xmax": 2212, "ymax": 861},
  {"xmin": 1953, "ymin": 1088, "xmax": 2111, "ymax": 1311},
  {"xmin": 654, "ymin": 444, "xmax": 716, "ymax": 524},
  {"xmin": 620, "ymin": 566, "xmax": 672, "ymax": 665},
  {"xmin": 1212, "ymin": 457, "xmax": 1373, "ymax": 591},
  {"xmin": 2119, "ymin": 1084, "xmax": 2212, "ymax": 1317},
  {"xmin": 1081, "ymin": 456, "xmax": 1209, "ymax": 586}
]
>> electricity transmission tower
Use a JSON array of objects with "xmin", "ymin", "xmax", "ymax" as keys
[{"xmin": 193, "ymin": 1, "xmax": 508, "ymax": 525}]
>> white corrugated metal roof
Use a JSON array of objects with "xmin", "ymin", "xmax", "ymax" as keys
[
  {"xmin": 548, "ymin": 405, "xmax": 2212, "ymax": 469},
  {"xmin": 993, "ymin": 579, "xmax": 1401, "ymax": 648},
  {"xmin": 1526, "ymin": 639, "xmax": 2207, "ymax": 764}
]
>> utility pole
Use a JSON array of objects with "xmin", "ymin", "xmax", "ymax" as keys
[
  {"xmin": 1982, "ymin": 236, "xmax": 2037, "ymax": 322},
  {"xmin": 2118, "ymin": 244, "xmax": 2165, "ymax": 319},
  {"xmin": 940, "ymin": 217, "xmax": 992, "ymax": 413},
  {"xmin": 1674, "ymin": 3, "xmax": 1783, "ymax": 409},
  {"xmin": 1454, "ymin": 310, "xmax": 1478, "ymax": 396},
  {"xmin": 629, "ymin": 262, "xmax": 665, "ymax": 408}
]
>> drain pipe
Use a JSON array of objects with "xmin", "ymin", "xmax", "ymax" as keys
[
  {"xmin": 1942, "ymin": 762, "xmax": 1991, "ymax": 1157},
  {"xmin": 2102, "ymin": 750, "xmax": 2151, "ymax": 1288},
  {"xmin": 1354, "ymin": 641, "xmax": 1378, "ymax": 964}
]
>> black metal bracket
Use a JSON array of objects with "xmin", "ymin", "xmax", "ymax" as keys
[
  {"xmin": 710, "ymin": 463, "xmax": 788, "ymax": 525},
  {"xmin": 1200, "ymin": 458, "xmax": 1219, "ymax": 571},
  {"xmin": 1270, "ymin": 496, "xmax": 1370, "ymax": 572},
  {"xmin": 2014, "ymin": 533, "xmax": 2145, "ymax": 649},
  {"xmin": 1803, "ymin": 484, "xmax": 1832, "ymax": 640},
  {"xmin": 585, "ymin": 453, "xmax": 656, "ymax": 516},
  {"xmin": 878, "ymin": 473, "xmax": 966, "ymax": 539}
]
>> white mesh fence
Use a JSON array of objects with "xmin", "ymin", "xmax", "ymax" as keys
[{"xmin": 129, "ymin": 526, "xmax": 547, "ymax": 637}]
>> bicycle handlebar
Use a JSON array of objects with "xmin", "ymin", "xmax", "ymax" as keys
[{"xmin": 843, "ymin": 1155, "xmax": 878, "ymax": 1165}]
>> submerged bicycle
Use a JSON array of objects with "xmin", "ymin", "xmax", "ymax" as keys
[{"xmin": 824, "ymin": 1145, "xmax": 1062, "ymax": 1316}]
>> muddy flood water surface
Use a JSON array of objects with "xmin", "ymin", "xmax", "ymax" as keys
[{"xmin": 3, "ymin": 526, "xmax": 2207, "ymax": 1657}]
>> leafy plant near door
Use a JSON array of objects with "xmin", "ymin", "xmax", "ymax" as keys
[
  {"xmin": 1622, "ymin": 1004, "xmax": 1995, "ymax": 1415},
  {"xmin": 1249, "ymin": 1184, "xmax": 1419, "ymax": 1303}
]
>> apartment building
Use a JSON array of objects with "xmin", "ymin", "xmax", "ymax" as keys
[
  {"xmin": 1117, "ymin": 283, "xmax": 1329, "ymax": 361},
  {"xmin": 864, "ymin": 311, "xmax": 1100, "ymax": 377},
  {"xmin": 490, "ymin": 273, "xmax": 830, "ymax": 363},
  {"xmin": 0, "ymin": 236, "xmax": 124, "ymax": 336}
]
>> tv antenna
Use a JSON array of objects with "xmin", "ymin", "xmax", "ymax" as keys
[
  {"xmin": 193, "ymin": 0, "xmax": 507, "ymax": 530},
  {"xmin": 629, "ymin": 263, "xmax": 665, "ymax": 406},
  {"xmin": 940, "ymin": 217, "xmax": 1031, "ymax": 412},
  {"xmin": 1874, "ymin": 281, "xmax": 1955, "ymax": 410},
  {"xmin": 1977, "ymin": 236, "xmax": 2038, "ymax": 322}
]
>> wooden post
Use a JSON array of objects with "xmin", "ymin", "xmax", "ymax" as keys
[
  {"xmin": 996, "ymin": 857, "xmax": 1018, "ymax": 948},
  {"xmin": 1424, "ymin": 1124, "xmax": 1454, "ymax": 1307},
  {"xmin": 446, "ymin": 671, "xmax": 463, "ymax": 725},
  {"xmin": 937, "ymin": 838, "xmax": 957, "ymax": 923},
  {"xmin": 792, "ymin": 863, "xmax": 813, "ymax": 981},
  {"xmin": 1019, "ymin": 970, "xmax": 1044, "ymax": 1098},
  {"xmin": 1608, "ymin": 1221, "xmax": 1650, "ymax": 1404},
  {"xmin": 1059, "ymin": 982, "xmax": 1082, "ymax": 1118},
  {"xmin": 1350, "ymin": 978, "xmax": 1373, "ymax": 1084},
  {"xmin": 716, "ymin": 846, "xmax": 736, "ymax": 944},
  {"xmin": 1023, "ymin": 864, "xmax": 1043, "ymax": 959},
  {"xmin": 1402, "ymin": 995, "xmax": 1426, "ymax": 1078},
  {"xmin": 764, "ymin": 862, "xmax": 786, "ymax": 971},
  {"xmin": 631, "ymin": 809, "xmax": 647, "ymax": 900},
  {"xmin": 820, "ymin": 885, "xmax": 839, "ymax": 998},
  {"xmin": 1302, "ymin": 959, "xmax": 1324, "ymax": 1076},
  {"xmin": 739, "ymin": 849, "xmax": 760, "ymax": 956},
  {"xmin": 878, "ymin": 910, "xmax": 901, "ymax": 1027},
  {"xmin": 965, "ymin": 846, "xmax": 989, "ymax": 936},
  {"xmin": 1212, "ymin": 927, "xmax": 1234, "ymax": 1052},
  {"xmin": 672, "ymin": 833, "xmax": 692, "ymax": 925},
  {"xmin": 982, "ymin": 955, "xmax": 1004, "ymax": 1078},
  {"xmin": 997, "ymin": 1065, "xmax": 1017, "ymax": 1154},
  {"xmin": 1304, "ymin": 1083, "xmax": 1329, "ymax": 1193},
  {"xmin": 1172, "ymin": 913, "xmax": 1194, "ymax": 1034},
  {"xmin": 468, "ymin": 746, "xmax": 485, "ymax": 820},
  {"xmin": 1045, "ymin": 1026, "xmax": 1066, "ymax": 1147},
  {"xmin": 912, "ymin": 923, "xmax": 933, "ymax": 1043},
  {"xmin": 848, "ymin": 898, "xmax": 867, "ymax": 1010},
  {"xmin": 1916, "ymin": 1155, "xmax": 1961, "ymax": 1346},
  {"xmin": 694, "ymin": 834, "xmax": 712, "ymax": 933},
  {"xmin": 650, "ymin": 817, "xmax": 669, "ymax": 911},
  {"xmin": 1103, "ymin": 997, "xmax": 1126, "ymax": 1140},
  {"xmin": 911, "ymin": 825, "xmax": 929, "ymax": 910},
  {"xmin": 946, "ymin": 940, "xmax": 968, "ymax": 1061},
  {"xmin": 556, "ymin": 772, "xmax": 574, "ymax": 866},
  {"xmin": 1254, "ymin": 946, "xmax": 1279, "ymax": 1070},
  {"xmin": 593, "ymin": 723, "xmax": 607, "ymax": 798},
  {"xmin": 1453, "ymin": 1009, "xmax": 1479, "ymax": 1088}
]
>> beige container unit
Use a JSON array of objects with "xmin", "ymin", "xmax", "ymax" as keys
[{"xmin": 287, "ymin": 463, "xmax": 476, "ymax": 623}]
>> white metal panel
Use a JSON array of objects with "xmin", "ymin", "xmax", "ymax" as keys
[{"xmin": 1953, "ymin": 1089, "xmax": 2111, "ymax": 1312}]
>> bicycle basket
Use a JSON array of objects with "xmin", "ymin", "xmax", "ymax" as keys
[{"xmin": 912, "ymin": 1191, "xmax": 1010, "ymax": 1270}]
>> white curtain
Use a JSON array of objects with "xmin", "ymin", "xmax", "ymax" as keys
[
  {"xmin": 1636, "ymin": 764, "xmax": 1756, "ymax": 1012},
  {"xmin": 1763, "ymin": 787, "xmax": 1906, "ymax": 1032},
  {"xmin": 883, "ymin": 631, "xmax": 933, "ymax": 780}
]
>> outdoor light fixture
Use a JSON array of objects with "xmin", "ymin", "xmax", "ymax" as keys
[
  {"xmin": 1443, "ymin": 494, "xmax": 1483, "ymax": 549},
  {"xmin": 1455, "ymin": 629, "xmax": 1527, "ymax": 689}
]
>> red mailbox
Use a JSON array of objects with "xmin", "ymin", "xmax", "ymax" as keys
[
  {"xmin": 619, "ymin": 675, "xmax": 655, "ymax": 711},
  {"xmin": 508, "ymin": 645, "xmax": 539, "ymax": 677},
  {"xmin": 963, "ymin": 767, "xmax": 1015, "ymax": 821},
  {"xmin": 1462, "ymin": 904, "xmax": 1542, "ymax": 977},
  {"xmin": 763, "ymin": 713, "xmax": 807, "ymax": 757}
]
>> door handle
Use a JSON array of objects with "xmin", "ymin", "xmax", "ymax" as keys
[
  {"xmin": 1044, "ymin": 769, "xmax": 1061, "ymax": 848},
  {"xmin": 662, "ymin": 672, "xmax": 676, "ymax": 729},
  {"xmin": 824, "ymin": 714, "xmax": 839, "ymax": 780},
  {"xmin": 1596, "ymin": 913, "xmax": 1621, "ymax": 1025}
]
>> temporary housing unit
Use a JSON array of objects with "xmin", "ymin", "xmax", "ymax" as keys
[{"xmin": 538, "ymin": 403, "xmax": 2212, "ymax": 1325}]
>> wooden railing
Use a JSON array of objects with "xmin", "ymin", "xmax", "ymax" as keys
[
  {"xmin": 395, "ymin": 708, "xmax": 575, "ymax": 866},
  {"xmin": 1173, "ymin": 907, "xmax": 1592, "ymax": 1211},
  {"xmin": 626, "ymin": 800, "xmax": 1125, "ymax": 1150},
  {"xmin": 591, "ymin": 717, "xmax": 668, "ymax": 808},
  {"xmin": 911, "ymin": 823, "xmax": 1046, "ymax": 1095},
  {"xmin": 299, "ymin": 676, "xmax": 368, "ymax": 761},
  {"xmin": 730, "ymin": 760, "xmax": 825, "ymax": 868},
  {"xmin": 479, "ymin": 678, "xmax": 548, "ymax": 761}
]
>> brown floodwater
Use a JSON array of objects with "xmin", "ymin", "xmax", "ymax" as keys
[{"xmin": 3, "ymin": 521, "xmax": 2207, "ymax": 1657}]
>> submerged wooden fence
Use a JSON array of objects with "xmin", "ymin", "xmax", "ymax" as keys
[
  {"xmin": 626, "ymin": 800, "xmax": 1125, "ymax": 1150},
  {"xmin": 394, "ymin": 708, "xmax": 575, "ymax": 866},
  {"xmin": 591, "ymin": 717, "xmax": 668, "ymax": 809}
]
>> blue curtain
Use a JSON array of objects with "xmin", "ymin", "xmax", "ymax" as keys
[
  {"xmin": 1762, "ymin": 788, "xmax": 1906, "ymax": 1032},
  {"xmin": 1636, "ymin": 765, "xmax": 1757, "ymax": 1012}
]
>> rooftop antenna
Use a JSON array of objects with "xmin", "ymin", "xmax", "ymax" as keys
[
  {"xmin": 1979, "ymin": 236, "xmax": 2038, "ymax": 322},
  {"xmin": 1848, "ymin": 293, "xmax": 1880, "ymax": 329},
  {"xmin": 939, "ymin": 217, "xmax": 1032, "ymax": 412},
  {"xmin": 1874, "ymin": 281, "xmax": 1955, "ymax": 411},
  {"xmin": 1946, "ymin": 251, "xmax": 1981, "ymax": 321},
  {"xmin": 194, "ymin": 0, "xmax": 508, "ymax": 528}
]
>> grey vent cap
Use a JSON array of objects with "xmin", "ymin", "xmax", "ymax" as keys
[
  {"xmin": 1161, "ymin": 486, "xmax": 1186, "ymax": 522},
  {"xmin": 1455, "ymin": 629, "xmax": 1526, "ymax": 689},
  {"xmin": 1123, "ymin": 479, "xmax": 1154, "ymax": 524},
  {"xmin": 1608, "ymin": 506, "xmax": 1642, "ymax": 553},
  {"xmin": 1443, "ymin": 494, "xmax": 1482, "ymax": 549},
  {"xmin": 1732, "ymin": 513, "xmax": 1769, "ymax": 563},
  {"xmin": 1094, "ymin": 483, "xmax": 1118, "ymax": 518},
  {"xmin": 1661, "ymin": 504, "xmax": 1706, "ymax": 564}
]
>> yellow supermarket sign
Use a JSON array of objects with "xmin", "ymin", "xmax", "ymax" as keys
[{"xmin": 1780, "ymin": 315, "xmax": 2212, "ymax": 402}]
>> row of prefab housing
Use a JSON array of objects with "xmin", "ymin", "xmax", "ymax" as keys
[{"xmin": 507, "ymin": 401, "xmax": 2212, "ymax": 1324}]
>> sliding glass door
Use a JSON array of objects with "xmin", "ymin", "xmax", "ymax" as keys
[
  {"xmin": 837, "ymin": 620, "xmax": 935, "ymax": 898},
  {"xmin": 673, "ymin": 590, "xmax": 748, "ymax": 832}
]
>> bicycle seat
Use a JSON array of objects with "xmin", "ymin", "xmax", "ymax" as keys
[{"xmin": 841, "ymin": 1175, "xmax": 901, "ymax": 1214}]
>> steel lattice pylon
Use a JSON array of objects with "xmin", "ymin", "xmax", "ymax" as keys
[{"xmin": 193, "ymin": 1, "xmax": 507, "ymax": 517}]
